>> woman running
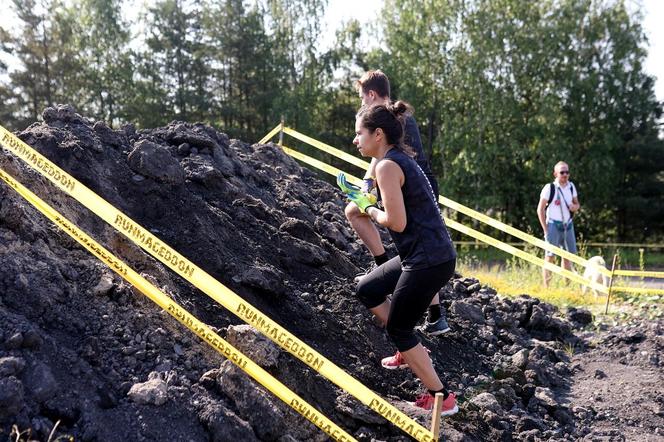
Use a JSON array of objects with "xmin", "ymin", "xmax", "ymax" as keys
[{"xmin": 337, "ymin": 101, "xmax": 458, "ymax": 413}]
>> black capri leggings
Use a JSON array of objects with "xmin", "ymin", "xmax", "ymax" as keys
[{"xmin": 356, "ymin": 256, "xmax": 456, "ymax": 352}]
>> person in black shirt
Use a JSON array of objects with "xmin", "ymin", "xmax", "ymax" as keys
[{"xmin": 337, "ymin": 101, "xmax": 458, "ymax": 413}]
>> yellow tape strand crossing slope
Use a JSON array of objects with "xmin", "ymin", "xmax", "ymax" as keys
[
  {"xmin": 0, "ymin": 126, "xmax": 437, "ymax": 442},
  {"xmin": 613, "ymin": 270, "xmax": 664, "ymax": 278},
  {"xmin": 0, "ymin": 166, "xmax": 355, "ymax": 442},
  {"xmin": 273, "ymin": 128, "xmax": 664, "ymax": 294},
  {"xmin": 277, "ymin": 127, "xmax": 664, "ymax": 281},
  {"xmin": 280, "ymin": 144, "xmax": 616, "ymax": 295},
  {"xmin": 259, "ymin": 124, "xmax": 282, "ymax": 145}
]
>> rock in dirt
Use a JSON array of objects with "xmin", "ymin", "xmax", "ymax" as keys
[
  {"xmin": 469, "ymin": 392, "xmax": 503, "ymax": 414},
  {"xmin": 567, "ymin": 307, "xmax": 593, "ymax": 328},
  {"xmin": 0, "ymin": 377, "xmax": 24, "ymax": 418},
  {"xmin": 226, "ymin": 324, "xmax": 280, "ymax": 368},
  {"xmin": 450, "ymin": 300, "xmax": 485, "ymax": 324},
  {"xmin": 127, "ymin": 377, "xmax": 168, "ymax": 405},
  {"xmin": 0, "ymin": 356, "xmax": 26, "ymax": 377},
  {"xmin": 24, "ymin": 362, "xmax": 58, "ymax": 403},
  {"xmin": 199, "ymin": 402, "xmax": 259, "ymax": 442},
  {"xmin": 511, "ymin": 349, "xmax": 530, "ymax": 370},
  {"xmin": 128, "ymin": 139, "xmax": 185, "ymax": 184}
]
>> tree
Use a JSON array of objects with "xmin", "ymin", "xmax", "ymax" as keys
[
  {"xmin": 204, "ymin": 0, "xmax": 278, "ymax": 139},
  {"xmin": 67, "ymin": 0, "xmax": 134, "ymax": 125},
  {"xmin": 261, "ymin": 0, "xmax": 329, "ymax": 133},
  {"xmin": 2, "ymin": 0, "xmax": 59, "ymax": 122},
  {"xmin": 374, "ymin": 0, "xmax": 664, "ymax": 241},
  {"xmin": 0, "ymin": 26, "xmax": 21, "ymax": 128},
  {"xmin": 377, "ymin": 0, "xmax": 459, "ymax": 162},
  {"xmin": 133, "ymin": 0, "xmax": 210, "ymax": 126},
  {"xmin": 0, "ymin": 0, "xmax": 88, "ymax": 127}
]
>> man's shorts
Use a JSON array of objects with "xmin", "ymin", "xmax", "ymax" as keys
[{"xmin": 545, "ymin": 221, "xmax": 577, "ymax": 257}]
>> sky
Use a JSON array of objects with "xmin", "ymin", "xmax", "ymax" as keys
[
  {"xmin": 640, "ymin": 0, "xmax": 664, "ymax": 101},
  {"xmin": 321, "ymin": 0, "xmax": 382, "ymax": 48},
  {"xmin": 0, "ymin": 0, "xmax": 663, "ymax": 101}
]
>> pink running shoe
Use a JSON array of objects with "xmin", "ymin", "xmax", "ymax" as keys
[
  {"xmin": 414, "ymin": 392, "xmax": 459, "ymax": 416},
  {"xmin": 380, "ymin": 347, "xmax": 431, "ymax": 370},
  {"xmin": 381, "ymin": 351, "xmax": 408, "ymax": 369}
]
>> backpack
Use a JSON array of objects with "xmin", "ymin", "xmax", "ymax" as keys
[{"xmin": 545, "ymin": 182, "xmax": 575, "ymax": 218}]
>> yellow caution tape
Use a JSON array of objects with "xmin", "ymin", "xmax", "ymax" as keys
[
  {"xmin": 281, "ymin": 146, "xmax": 356, "ymax": 181},
  {"xmin": 613, "ymin": 270, "xmax": 664, "ymax": 278},
  {"xmin": 0, "ymin": 166, "xmax": 356, "ymax": 442},
  {"xmin": 269, "ymin": 128, "xmax": 664, "ymax": 292},
  {"xmin": 614, "ymin": 271, "xmax": 664, "ymax": 279},
  {"xmin": 281, "ymin": 144, "xmax": 664, "ymax": 295},
  {"xmin": 455, "ymin": 240, "xmax": 664, "ymax": 249},
  {"xmin": 271, "ymin": 127, "xmax": 664, "ymax": 280},
  {"xmin": 282, "ymin": 127, "xmax": 370, "ymax": 170},
  {"xmin": 611, "ymin": 286, "xmax": 664, "ymax": 295},
  {"xmin": 0, "ymin": 126, "xmax": 436, "ymax": 442},
  {"xmin": 258, "ymin": 124, "xmax": 282, "ymax": 145},
  {"xmin": 442, "ymin": 218, "xmax": 609, "ymax": 292},
  {"xmin": 437, "ymin": 195, "xmax": 610, "ymax": 275},
  {"xmin": 584, "ymin": 242, "xmax": 664, "ymax": 248},
  {"xmin": 279, "ymin": 127, "xmax": 601, "ymax": 274},
  {"xmin": 280, "ymin": 144, "xmax": 608, "ymax": 293}
]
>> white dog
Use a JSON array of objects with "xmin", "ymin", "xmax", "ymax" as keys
[{"xmin": 582, "ymin": 256, "xmax": 610, "ymax": 296}]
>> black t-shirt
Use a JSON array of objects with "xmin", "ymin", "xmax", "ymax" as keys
[{"xmin": 382, "ymin": 148, "xmax": 455, "ymax": 269}]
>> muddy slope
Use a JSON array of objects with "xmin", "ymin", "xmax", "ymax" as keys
[{"xmin": 0, "ymin": 105, "xmax": 617, "ymax": 441}]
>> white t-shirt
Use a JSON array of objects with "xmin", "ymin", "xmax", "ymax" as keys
[{"xmin": 540, "ymin": 181, "xmax": 577, "ymax": 223}]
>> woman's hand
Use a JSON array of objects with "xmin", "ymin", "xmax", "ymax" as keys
[
  {"xmin": 336, "ymin": 173, "xmax": 361, "ymax": 195},
  {"xmin": 348, "ymin": 192, "xmax": 377, "ymax": 213},
  {"xmin": 337, "ymin": 172, "xmax": 377, "ymax": 213}
]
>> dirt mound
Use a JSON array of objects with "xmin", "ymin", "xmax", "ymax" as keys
[{"xmin": 0, "ymin": 105, "xmax": 646, "ymax": 441}]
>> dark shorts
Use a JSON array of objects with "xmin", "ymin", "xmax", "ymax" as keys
[
  {"xmin": 356, "ymin": 256, "xmax": 456, "ymax": 351},
  {"xmin": 545, "ymin": 221, "xmax": 577, "ymax": 257}
]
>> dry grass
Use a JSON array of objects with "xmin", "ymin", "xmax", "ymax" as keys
[{"xmin": 458, "ymin": 259, "xmax": 609, "ymax": 313}]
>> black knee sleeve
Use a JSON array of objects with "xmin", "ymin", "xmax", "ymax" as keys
[
  {"xmin": 356, "ymin": 278, "xmax": 385, "ymax": 309},
  {"xmin": 386, "ymin": 323, "xmax": 419, "ymax": 352}
]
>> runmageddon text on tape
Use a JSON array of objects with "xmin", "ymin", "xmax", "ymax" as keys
[
  {"xmin": 0, "ymin": 165, "xmax": 356, "ymax": 442},
  {"xmin": 0, "ymin": 125, "xmax": 436, "ymax": 441}
]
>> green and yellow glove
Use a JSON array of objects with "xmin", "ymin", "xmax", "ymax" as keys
[
  {"xmin": 337, "ymin": 173, "xmax": 377, "ymax": 214},
  {"xmin": 336, "ymin": 173, "xmax": 361, "ymax": 196},
  {"xmin": 348, "ymin": 192, "xmax": 377, "ymax": 214}
]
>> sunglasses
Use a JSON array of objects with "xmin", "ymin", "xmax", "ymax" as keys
[{"xmin": 559, "ymin": 170, "xmax": 570, "ymax": 175}]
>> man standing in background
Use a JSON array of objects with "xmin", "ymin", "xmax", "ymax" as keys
[{"xmin": 537, "ymin": 161, "xmax": 580, "ymax": 287}]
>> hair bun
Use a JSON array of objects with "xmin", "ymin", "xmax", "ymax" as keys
[{"xmin": 389, "ymin": 100, "xmax": 412, "ymax": 117}]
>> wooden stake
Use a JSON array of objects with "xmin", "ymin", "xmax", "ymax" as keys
[
  {"xmin": 604, "ymin": 254, "xmax": 619, "ymax": 315},
  {"xmin": 431, "ymin": 392, "xmax": 444, "ymax": 440},
  {"xmin": 278, "ymin": 116, "xmax": 285, "ymax": 147}
]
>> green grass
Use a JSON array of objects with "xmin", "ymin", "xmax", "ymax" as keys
[
  {"xmin": 457, "ymin": 253, "xmax": 662, "ymax": 316},
  {"xmin": 458, "ymin": 258, "xmax": 604, "ymax": 310}
]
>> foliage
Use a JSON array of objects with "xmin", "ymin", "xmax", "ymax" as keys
[
  {"xmin": 0, "ymin": 0, "xmax": 661, "ymax": 242},
  {"xmin": 373, "ymin": 0, "xmax": 664, "ymax": 242},
  {"xmin": 134, "ymin": 0, "xmax": 210, "ymax": 125}
]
